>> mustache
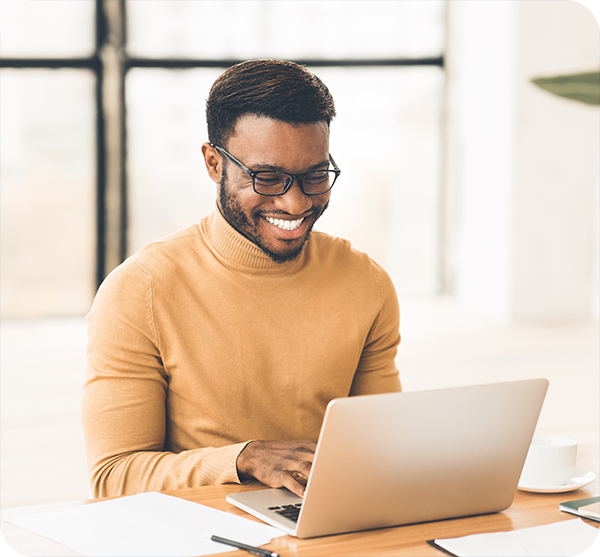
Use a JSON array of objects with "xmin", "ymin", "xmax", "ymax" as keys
[
  {"xmin": 257, "ymin": 201, "xmax": 330, "ymax": 220},
  {"xmin": 258, "ymin": 209, "xmax": 313, "ymax": 219}
]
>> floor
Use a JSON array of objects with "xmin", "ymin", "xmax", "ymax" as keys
[{"xmin": 1, "ymin": 297, "xmax": 598, "ymax": 510}]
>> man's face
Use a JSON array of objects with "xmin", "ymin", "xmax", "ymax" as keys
[{"xmin": 212, "ymin": 115, "xmax": 332, "ymax": 263}]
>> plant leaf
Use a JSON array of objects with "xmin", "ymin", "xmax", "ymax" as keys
[{"xmin": 531, "ymin": 71, "xmax": 600, "ymax": 106}]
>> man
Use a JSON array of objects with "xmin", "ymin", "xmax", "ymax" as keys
[{"xmin": 82, "ymin": 60, "xmax": 401, "ymax": 500}]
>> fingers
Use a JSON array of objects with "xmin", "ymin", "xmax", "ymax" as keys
[
  {"xmin": 280, "ymin": 471, "xmax": 308, "ymax": 498},
  {"xmin": 236, "ymin": 440, "xmax": 317, "ymax": 497},
  {"xmin": 290, "ymin": 470, "xmax": 308, "ymax": 486}
]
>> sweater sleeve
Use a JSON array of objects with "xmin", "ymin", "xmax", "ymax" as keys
[
  {"xmin": 349, "ymin": 262, "xmax": 402, "ymax": 396},
  {"xmin": 81, "ymin": 260, "xmax": 249, "ymax": 498}
]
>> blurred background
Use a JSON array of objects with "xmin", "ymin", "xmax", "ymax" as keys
[{"xmin": 1, "ymin": 0, "xmax": 598, "ymax": 509}]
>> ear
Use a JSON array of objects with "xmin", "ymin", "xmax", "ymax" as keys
[{"xmin": 201, "ymin": 142, "xmax": 222, "ymax": 184}]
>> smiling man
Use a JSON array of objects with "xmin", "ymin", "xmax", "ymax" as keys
[{"xmin": 82, "ymin": 60, "xmax": 401, "ymax": 499}]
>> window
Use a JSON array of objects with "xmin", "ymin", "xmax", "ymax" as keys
[
  {"xmin": 125, "ymin": 1, "xmax": 446, "ymax": 296},
  {"xmin": 1, "ymin": 1, "xmax": 96, "ymax": 317},
  {"xmin": 1, "ymin": 69, "xmax": 96, "ymax": 316},
  {"xmin": 1, "ymin": 0, "xmax": 445, "ymax": 312}
]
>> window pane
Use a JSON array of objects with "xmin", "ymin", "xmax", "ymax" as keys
[
  {"xmin": 126, "ymin": 66, "xmax": 444, "ymax": 295},
  {"xmin": 0, "ymin": 70, "xmax": 96, "ymax": 317},
  {"xmin": 1, "ymin": 0, "xmax": 95, "ymax": 58},
  {"xmin": 127, "ymin": 0, "xmax": 445, "ymax": 60},
  {"xmin": 316, "ymin": 67, "xmax": 444, "ymax": 295},
  {"xmin": 126, "ymin": 69, "xmax": 221, "ymax": 254}
]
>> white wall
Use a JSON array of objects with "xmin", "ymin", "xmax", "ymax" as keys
[{"xmin": 446, "ymin": 0, "xmax": 599, "ymax": 322}]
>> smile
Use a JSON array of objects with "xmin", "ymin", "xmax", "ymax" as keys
[{"xmin": 264, "ymin": 216, "xmax": 305, "ymax": 231}]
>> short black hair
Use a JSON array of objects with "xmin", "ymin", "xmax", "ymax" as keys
[{"xmin": 206, "ymin": 59, "xmax": 336, "ymax": 147}]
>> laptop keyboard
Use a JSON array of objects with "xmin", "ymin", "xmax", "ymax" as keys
[{"xmin": 268, "ymin": 503, "xmax": 303, "ymax": 523}]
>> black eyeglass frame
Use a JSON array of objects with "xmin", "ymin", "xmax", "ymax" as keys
[{"xmin": 210, "ymin": 143, "xmax": 341, "ymax": 196}]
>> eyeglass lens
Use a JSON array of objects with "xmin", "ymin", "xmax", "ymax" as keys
[{"xmin": 254, "ymin": 171, "xmax": 337, "ymax": 195}]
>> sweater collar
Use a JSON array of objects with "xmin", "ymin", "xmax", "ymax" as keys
[{"xmin": 202, "ymin": 205, "xmax": 306, "ymax": 273}]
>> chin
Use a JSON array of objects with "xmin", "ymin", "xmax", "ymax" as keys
[{"xmin": 257, "ymin": 237, "xmax": 309, "ymax": 264}]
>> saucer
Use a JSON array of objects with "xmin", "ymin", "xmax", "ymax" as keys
[{"xmin": 518, "ymin": 467, "xmax": 596, "ymax": 493}]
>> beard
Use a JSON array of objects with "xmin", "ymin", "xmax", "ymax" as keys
[{"xmin": 218, "ymin": 166, "xmax": 328, "ymax": 264}]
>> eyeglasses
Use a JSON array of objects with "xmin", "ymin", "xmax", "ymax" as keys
[{"xmin": 211, "ymin": 143, "xmax": 340, "ymax": 196}]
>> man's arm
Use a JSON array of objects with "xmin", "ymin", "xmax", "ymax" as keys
[
  {"xmin": 82, "ymin": 261, "xmax": 251, "ymax": 497},
  {"xmin": 82, "ymin": 260, "xmax": 316, "ymax": 498}
]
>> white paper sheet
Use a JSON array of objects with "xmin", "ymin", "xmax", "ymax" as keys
[
  {"xmin": 434, "ymin": 518, "xmax": 598, "ymax": 557},
  {"xmin": 7, "ymin": 491, "xmax": 286, "ymax": 557}
]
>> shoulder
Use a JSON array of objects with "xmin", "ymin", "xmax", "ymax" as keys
[
  {"xmin": 96, "ymin": 224, "xmax": 203, "ymax": 294},
  {"xmin": 135, "ymin": 224, "xmax": 203, "ymax": 266},
  {"xmin": 307, "ymin": 231, "xmax": 397, "ymax": 300},
  {"xmin": 308, "ymin": 230, "xmax": 366, "ymax": 263},
  {"xmin": 126, "ymin": 224, "xmax": 205, "ymax": 279}
]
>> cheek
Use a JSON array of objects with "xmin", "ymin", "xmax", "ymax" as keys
[
  {"xmin": 236, "ymin": 189, "xmax": 269, "ymax": 220},
  {"xmin": 222, "ymin": 173, "xmax": 262, "ymax": 211},
  {"xmin": 313, "ymin": 192, "xmax": 331, "ymax": 211}
]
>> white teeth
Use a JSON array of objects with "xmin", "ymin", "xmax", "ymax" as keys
[{"xmin": 265, "ymin": 216, "xmax": 305, "ymax": 231}]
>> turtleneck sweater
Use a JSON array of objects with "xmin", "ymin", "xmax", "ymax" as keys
[{"xmin": 82, "ymin": 207, "xmax": 401, "ymax": 498}]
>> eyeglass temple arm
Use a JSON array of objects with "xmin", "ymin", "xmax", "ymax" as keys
[{"xmin": 329, "ymin": 154, "xmax": 340, "ymax": 171}]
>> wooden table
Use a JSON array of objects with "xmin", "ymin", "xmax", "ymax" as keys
[{"xmin": 2, "ymin": 442, "xmax": 598, "ymax": 557}]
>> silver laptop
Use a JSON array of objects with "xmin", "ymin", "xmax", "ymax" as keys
[{"xmin": 227, "ymin": 378, "xmax": 548, "ymax": 538}]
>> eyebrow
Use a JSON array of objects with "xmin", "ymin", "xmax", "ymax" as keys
[{"xmin": 250, "ymin": 159, "xmax": 331, "ymax": 173}]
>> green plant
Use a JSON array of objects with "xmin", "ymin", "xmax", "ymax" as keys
[{"xmin": 531, "ymin": 71, "xmax": 600, "ymax": 105}]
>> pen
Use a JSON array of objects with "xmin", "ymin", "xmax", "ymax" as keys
[{"xmin": 210, "ymin": 534, "xmax": 280, "ymax": 557}]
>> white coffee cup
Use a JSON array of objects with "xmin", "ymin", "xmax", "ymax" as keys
[{"xmin": 519, "ymin": 436, "xmax": 577, "ymax": 487}]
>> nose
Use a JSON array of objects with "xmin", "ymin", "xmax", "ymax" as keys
[{"xmin": 273, "ymin": 178, "xmax": 312, "ymax": 215}]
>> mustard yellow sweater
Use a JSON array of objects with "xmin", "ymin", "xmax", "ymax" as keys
[{"xmin": 82, "ymin": 208, "xmax": 401, "ymax": 497}]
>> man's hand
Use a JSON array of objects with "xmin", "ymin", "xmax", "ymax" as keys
[{"xmin": 236, "ymin": 440, "xmax": 317, "ymax": 497}]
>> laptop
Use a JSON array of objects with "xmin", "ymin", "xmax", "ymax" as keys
[{"xmin": 227, "ymin": 378, "xmax": 548, "ymax": 538}]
